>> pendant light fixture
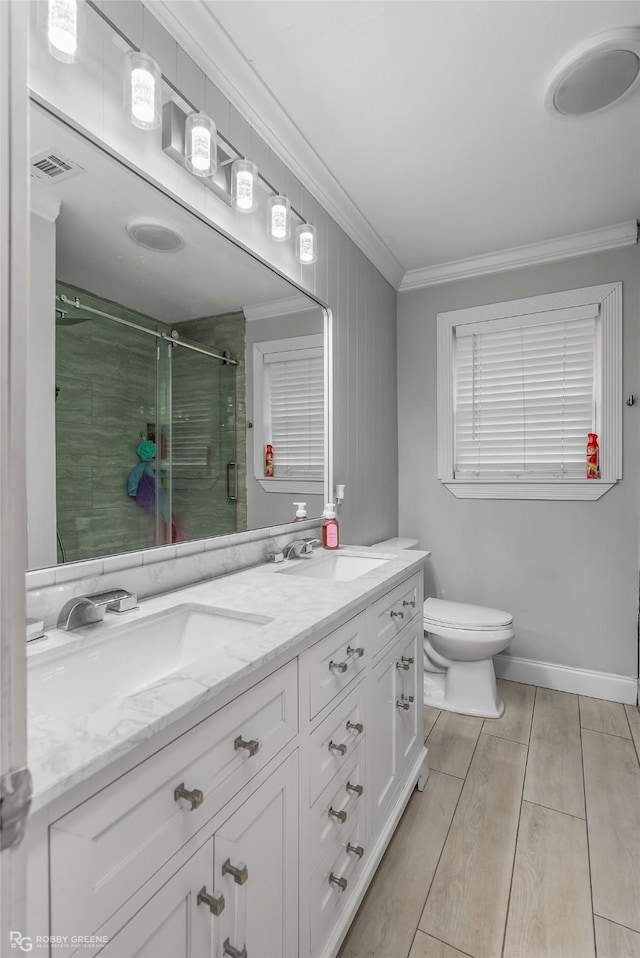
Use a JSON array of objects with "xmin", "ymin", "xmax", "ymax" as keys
[
  {"xmin": 44, "ymin": 0, "xmax": 83, "ymax": 63},
  {"xmin": 231, "ymin": 159, "xmax": 259, "ymax": 213},
  {"xmin": 296, "ymin": 223, "xmax": 317, "ymax": 264},
  {"xmin": 267, "ymin": 195, "xmax": 291, "ymax": 241},
  {"xmin": 125, "ymin": 51, "xmax": 162, "ymax": 130},
  {"xmin": 185, "ymin": 113, "xmax": 217, "ymax": 177}
]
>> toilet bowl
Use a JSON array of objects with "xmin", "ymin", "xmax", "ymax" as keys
[{"xmin": 423, "ymin": 597, "xmax": 514, "ymax": 718}]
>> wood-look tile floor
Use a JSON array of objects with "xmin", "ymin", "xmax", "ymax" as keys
[{"xmin": 339, "ymin": 681, "xmax": 640, "ymax": 958}]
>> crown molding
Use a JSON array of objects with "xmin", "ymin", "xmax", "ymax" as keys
[
  {"xmin": 145, "ymin": 1, "xmax": 404, "ymax": 290},
  {"xmin": 400, "ymin": 220, "xmax": 639, "ymax": 292},
  {"xmin": 244, "ymin": 295, "xmax": 319, "ymax": 322},
  {"xmin": 30, "ymin": 181, "xmax": 61, "ymax": 222}
]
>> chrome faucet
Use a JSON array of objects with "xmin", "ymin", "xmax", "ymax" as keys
[
  {"xmin": 283, "ymin": 538, "xmax": 321, "ymax": 559},
  {"xmin": 57, "ymin": 589, "xmax": 138, "ymax": 631}
]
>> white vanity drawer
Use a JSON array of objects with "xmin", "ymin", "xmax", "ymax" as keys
[
  {"xmin": 304, "ymin": 611, "xmax": 366, "ymax": 719},
  {"xmin": 309, "ymin": 738, "xmax": 365, "ymax": 873},
  {"xmin": 309, "ymin": 679, "xmax": 366, "ymax": 803},
  {"xmin": 310, "ymin": 808, "xmax": 366, "ymax": 958},
  {"xmin": 370, "ymin": 573, "xmax": 422, "ymax": 660},
  {"xmin": 50, "ymin": 659, "xmax": 297, "ymax": 946}
]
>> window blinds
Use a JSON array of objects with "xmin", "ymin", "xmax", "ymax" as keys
[
  {"xmin": 264, "ymin": 349, "xmax": 324, "ymax": 479},
  {"xmin": 454, "ymin": 305, "xmax": 599, "ymax": 479}
]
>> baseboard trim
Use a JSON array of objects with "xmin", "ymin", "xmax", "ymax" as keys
[{"xmin": 495, "ymin": 653, "xmax": 637, "ymax": 704}]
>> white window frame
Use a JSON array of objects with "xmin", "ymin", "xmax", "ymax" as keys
[
  {"xmin": 253, "ymin": 334, "xmax": 324, "ymax": 494},
  {"xmin": 437, "ymin": 283, "xmax": 622, "ymax": 500}
]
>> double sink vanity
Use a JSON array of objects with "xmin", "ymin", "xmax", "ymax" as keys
[{"xmin": 25, "ymin": 544, "xmax": 428, "ymax": 958}]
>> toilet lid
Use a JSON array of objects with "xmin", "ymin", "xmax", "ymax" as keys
[{"xmin": 423, "ymin": 597, "xmax": 513, "ymax": 630}]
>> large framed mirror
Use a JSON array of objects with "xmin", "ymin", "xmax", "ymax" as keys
[{"xmin": 27, "ymin": 98, "xmax": 330, "ymax": 571}]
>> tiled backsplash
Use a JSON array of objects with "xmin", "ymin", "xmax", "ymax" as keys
[{"xmin": 26, "ymin": 521, "xmax": 322, "ymax": 629}]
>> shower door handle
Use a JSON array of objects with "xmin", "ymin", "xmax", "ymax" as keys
[{"xmin": 226, "ymin": 461, "xmax": 238, "ymax": 501}]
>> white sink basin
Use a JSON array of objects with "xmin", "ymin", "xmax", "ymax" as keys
[
  {"xmin": 278, "ymin": 550, "xmax": 392, "ymax": 582},
  {"xmin": 29, "ymin": 604, "xmax": 272, "ymax": 719}
]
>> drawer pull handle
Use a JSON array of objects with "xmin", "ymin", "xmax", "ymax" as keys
[
  {"xmin": 329, "ymin": 660, "xmax": 348, "ymax": 673},
  {"xmin": 403, "ymin": 599, "xmax": 416, "ymax": 608},
  {"xmin": 222, "ymin": 858, "xmax": 248, "ymax": 885},
  {"xmin": 403, "ymin": 655, "xmax": 415, "ymax": 665},
  {"xmin": 346, "ymin": 781, "xmax": 364, "ymax": 796},
  {"xmin": 328, "ymin": 740, "xmax": 347, "ymax": 755},
  {"xmin": 347, "ymin": 842, "xmax": 365, "ymax": 858},
  {"xmin": 197, "ymin": 887, "xmax": 225, "ymax": 915},
  {"xmin": 346, "ymin": 645, "xmax": 364, "ymax": 658},
  {"xmin": 396, "ymin": 698, "xmax": 411, "ymax": 711},
  {"xmin": 234, "ymin": 736, "xmax": 261, "ymax": 757},
  {"xmin": 329, "ymin": 872, "xmax": 348, "ymax": 891},
  {"xmin": 223, "ymin": 940, "xmax": 247, "ymax": 958},
  {"xmin": 346, "ymin": 720, "xmax": 363, "ymax": 734},
  {"xmin": 390, "ymin": 610, "xmax": 405, "ymax": 619},
  {"xmin": 396, "ymin": 659, "xmax": 410, "ymax": 671},
  {"xmin": 328, "ymin": 806, "xmax": 347, "ymax": 823},
  {"xmin": 174, "ymin": 783, "xmax": 204, "ymax": 810}
]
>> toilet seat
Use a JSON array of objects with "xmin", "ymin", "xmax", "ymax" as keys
[{"xmin": 423, "ymin": 597, "xmax": 513, "ymax": 631}]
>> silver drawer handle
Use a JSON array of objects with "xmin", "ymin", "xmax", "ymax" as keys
[
  {"xmin": 329, "ymin": 660, "xmax": 348, "ymax": 673},
  {"xmin": 222, "ymin": 859, "xmax": 248, "ymax": 885},
  {"xmin": 396, "ymin": 698, "xmax": 411, "ymax": 711},
  {"xmin": 346, "ymin": 645, "xmax": 364, "ymax": 658},
  {"xmin": 328, "ymin": 806, "xmax": 347, "ymax": 823},
  {"xmin": 346, "ymin": 781, "xmax": 364, "ymax": 796},
  {"xmin": 328, "ymin": 740, "xmax": 347, "ymax": 755},
  {"xmin": 223, "ymin": 940, "xmax": 247, "ymax": 958},
  {"xmin": 403, "ymin": 599, "xmax": 416, "ymax": 608},
  {"xmin": 396, "ymin": 660, "xmax": 410, "ymax": 671},
  {"xmin": 347, "ymin": 842, "xmax": 365, "ymax": 858},
  {"xmin": 197, "ymin": 887, "xmax": 225, "ymax": 916},
  {"xmin": 234, "ymin": 736, "xmax": 261, "ymax": 757},
  {"xmin": 346, "ymin": 720, "xmax": 363, "ymax": 734},
  {"xmin": 390, "ymin": 610, "xmax": 405, "ymax": 619},
  {"xmin": 174, "ymin": 782, "xmax": 204, "ymax": 810},
  {"xmin": 329, "ymin": 872, "xmax": 348, "ymax": 891}
]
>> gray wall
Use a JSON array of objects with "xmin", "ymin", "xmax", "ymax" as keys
[
  {"xmin": 398, "ymin": 245, "xmax": 640, "ymax": 678},
  {"xmin": 28, "ymin": 1, "xmax": 399, "ymax": 552}
]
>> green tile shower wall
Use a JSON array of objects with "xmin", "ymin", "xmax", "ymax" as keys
[{"xmin": 55, "ymin": 285, "xmax": 247, "ymax": 562}]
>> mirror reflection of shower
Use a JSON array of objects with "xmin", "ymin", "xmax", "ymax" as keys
[{"xmin": 54, "ymin": 283, "xmax": 243, "ymax": 563}]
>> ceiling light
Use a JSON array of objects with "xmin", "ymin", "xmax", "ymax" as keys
[
  {"xmin": 545, "ymin": 27, "xmax": 640, "ymax": 116},
  {"xmin": 126, "ymin": 218, "xmax": 184, "ymax": 252},
  {"xmin": 45, "ymin": 0, "xmax": 83, "ymax": 63},
  {"xmin": 125, "ymin": 51, "xmax": 162, "ymax": 130},
  {"xmin": 267, "ymin": 195, "xmax": 291, "ymax": 241},
  {"xmin": 185, "ymin": 113, "xmax": 217, "ymax": 177},
  {"xmin": 231, "ymin": 159, "xmax": 259, "ymax": 213},
  {"xmin": 296, "ymin": 223, "xmax": 317, "ymax": 265}
]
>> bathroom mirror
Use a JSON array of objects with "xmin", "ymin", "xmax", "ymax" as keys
[{"xmin": 26, "ymin": 101, "xmax": 328, "ymax": 570}]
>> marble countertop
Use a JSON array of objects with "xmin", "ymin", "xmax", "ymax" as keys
[{"xmin": 27, "ymin": 545, "xmax": 428, "ymax": 813}]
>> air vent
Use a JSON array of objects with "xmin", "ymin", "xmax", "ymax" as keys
[{"xmin": 30, "ymin": 150, "xmax": 84, "ymax": 182}]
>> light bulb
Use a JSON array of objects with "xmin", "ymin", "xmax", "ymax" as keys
[
  {"xmin": 125, "ymin": 52, "xmax": 162, "ymax": 131},
  {"xmin": 296, "ymin": 224, "xmax": 317, "ymax": 264},
  {"xmin": 185, "ymin": 114, "xmax": 216, "ymax": 177},
  {"xmin": 47, "ymin": 0, "xmax": 78, "ymax": 63},
  {"xmin": 232, "ymin": 159, "xmax": 258, "ymax": 212},
  {"xmin": 268, "ymin": 195, "xmax": 291, "ymax": 241}
]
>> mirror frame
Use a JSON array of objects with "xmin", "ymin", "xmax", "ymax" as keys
[{"xmin": 26, "ymin": 95, "xmax": 333, "ymax": 580}]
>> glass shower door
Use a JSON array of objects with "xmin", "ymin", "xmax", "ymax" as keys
[{"xmin": 168, "ymin": 344, "xmax": 237, "ymax": 542}]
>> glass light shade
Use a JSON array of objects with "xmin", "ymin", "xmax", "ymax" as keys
[
  {"xmin": 185, "ymin": 113, "xmax": 217, "ymax": 177},
  {"xmin": 124, "ymin": 51, "xmax": 162, "ymax": 130},
  {"xmin": 296, "ymin": 223, "xmax": 317, "ymax": 264},
  {"xmin": 267, "ymin": 195, "xmax": 291, "ymax": 241},
  {"xmin": 231, "ymin": 159, "xmax": 259, "ymax": 213},
  {"xmin": 44, "ymin": 0, "xmax": 83, "ymax": 64}
]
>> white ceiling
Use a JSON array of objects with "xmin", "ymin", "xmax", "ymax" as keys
[{"xmin": 175, "ymin": 0, "xmax": 640, "ymax": 282}]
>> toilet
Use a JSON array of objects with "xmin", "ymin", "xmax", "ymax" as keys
[{"xmin": 373, "ymin": 538, "xmax": 515, "ymax": 719}]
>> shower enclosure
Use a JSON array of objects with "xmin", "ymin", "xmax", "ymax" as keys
[{"xmin": 55, "ymin": 283, "xmax": 241, "ymax": 563}]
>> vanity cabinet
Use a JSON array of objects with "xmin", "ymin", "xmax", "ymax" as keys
[{"xmin": 27, "ymin": 565, "xmax": 426, "ymax": 958}]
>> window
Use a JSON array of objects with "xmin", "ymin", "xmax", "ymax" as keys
[
  {"xmin": 253, "ymin": 334, "xmax": 324, "ymax": 491},
  {"xmin": 437, "ymin": 284, "xmax": 622, "ymax": 500}
]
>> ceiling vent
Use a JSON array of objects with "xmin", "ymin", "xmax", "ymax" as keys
[{"xmin": 30, "ymin": 150, "xmax": 84, "ymax": 182}]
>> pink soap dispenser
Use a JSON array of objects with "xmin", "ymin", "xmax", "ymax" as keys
[{"xmin": 322, "ymin": 503, "xmax": 339, "ymax": 550}]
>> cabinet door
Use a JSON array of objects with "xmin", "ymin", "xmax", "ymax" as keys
[
  {"xmin": 95, "ymin": 840, "xmax": 214, "ymax": 958},
  {"xmin": 213, "ymin": 751, "xmax": 298, "ymax": 958},
  {"xmin": 394, "ymin": 622, "xmax": 423, "ymax": 768}
]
